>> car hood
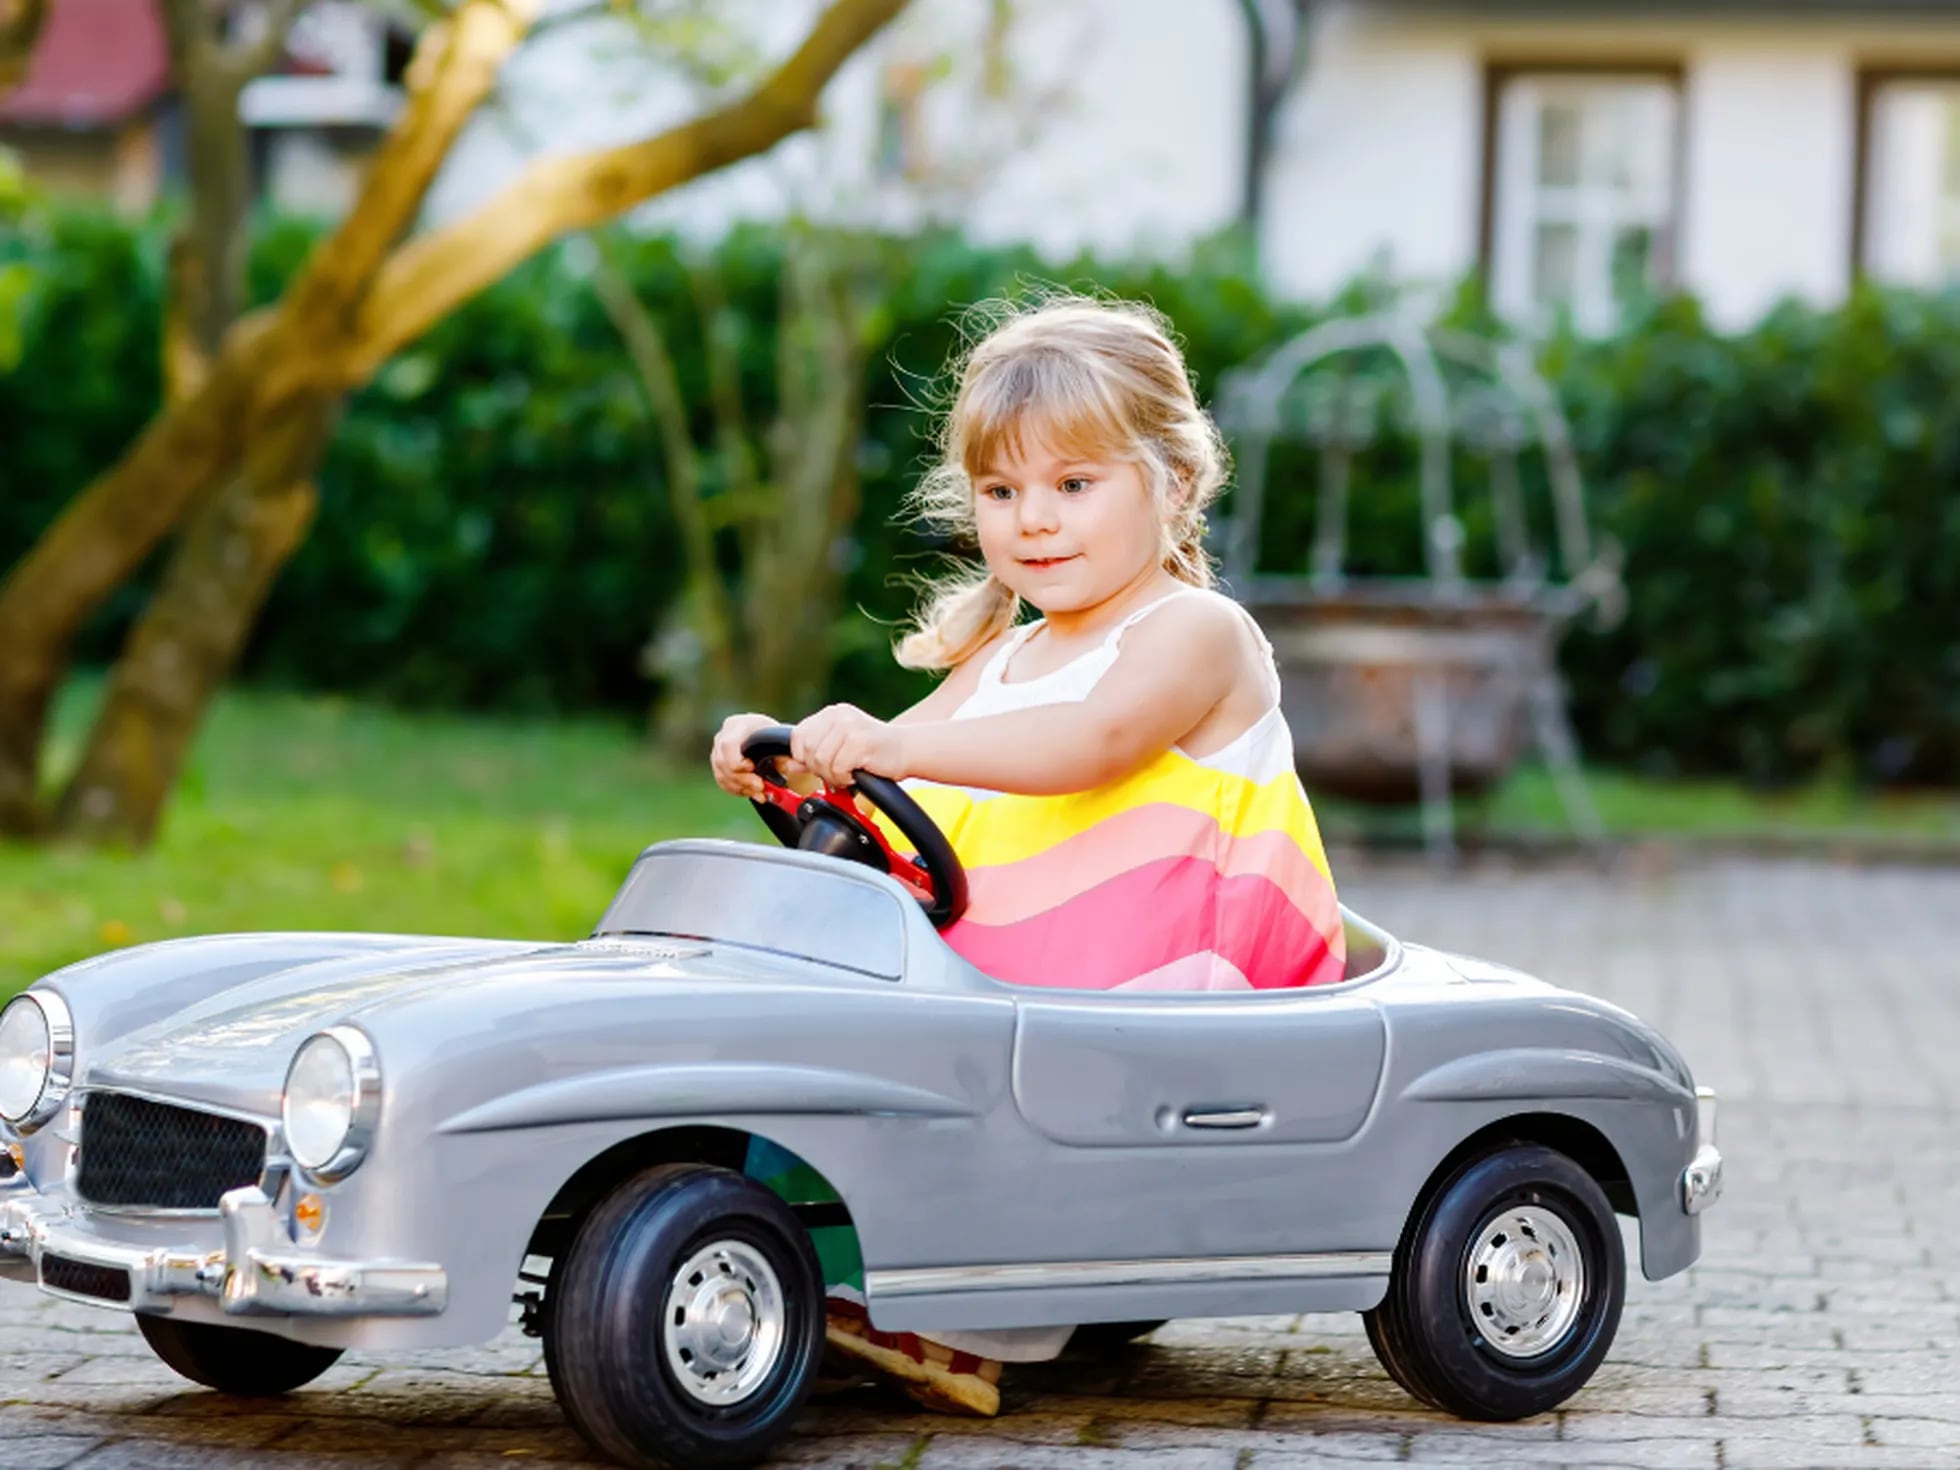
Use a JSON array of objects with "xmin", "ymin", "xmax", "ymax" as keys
[{"xmin": 80, "ymin": 934, "xmax": 721, "ymax": 1115}]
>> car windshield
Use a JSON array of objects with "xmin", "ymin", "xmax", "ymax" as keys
[{"xmin": 594, "ymin": 848, "xmax": 907, "ymax": 980}]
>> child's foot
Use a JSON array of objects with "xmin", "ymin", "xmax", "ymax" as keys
[{"xmin": 822, "ymin": 1306, "xmax": 1002, "ymax": 1417}]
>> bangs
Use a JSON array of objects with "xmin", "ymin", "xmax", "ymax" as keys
[{"xmin": 958, "ymin": 349, "xmax": 1140, "ymax": 480}]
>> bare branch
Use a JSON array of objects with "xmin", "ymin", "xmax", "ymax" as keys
[
  {"xmin": 219, "ymin": 0, "xmax": 310, "ymax": 92},
  {"xmin": 342, "ymin": 0, "xmax": 908, "ymax": 383}
]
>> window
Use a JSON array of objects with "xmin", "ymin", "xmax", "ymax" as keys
[
  {"xmin": 1487, "ymin": 70, "xmax": 1681, "ymax": 332},
  {"xmin": 1860, "ymin": 76, "xmax": 1960, "ymax": 287}
]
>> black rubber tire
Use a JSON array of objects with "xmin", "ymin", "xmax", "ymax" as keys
[
  {"xmin": 1362, "ymin": 1300, "xmax": 1444, "ymax": 1410},
  {"xmin": 1363, "ymin": 1142, "xmax": 1624, "ymax": 1421},
  {"xmin": 1067, "ymin": 1320, "xmax": 1168, "ymax": 1355},
  {"xmin": 544, "ymin": 1162, "xmax": 825, "ymax": 1470},
  {"xmin": 135, "ymin": 1314, "xmax": 344, "ymax": 1396}
]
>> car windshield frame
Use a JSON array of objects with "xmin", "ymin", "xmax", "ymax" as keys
[{"xmin": 593, "ymin": 848, "xmax": 908, "ymax": 981}]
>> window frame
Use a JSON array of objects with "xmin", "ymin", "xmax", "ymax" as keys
[
  {"xmin": 1477, "ymin": 59, "xmax": 1688, "ymax": 332},
  {"xmin": 1851, "ymin": 63, "xmax": 1960, "ymax": 286}
]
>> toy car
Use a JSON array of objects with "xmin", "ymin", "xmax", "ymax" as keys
[{"xmin": 0, "ymin": 727, "xmax": 1721, "ymax": 1470}]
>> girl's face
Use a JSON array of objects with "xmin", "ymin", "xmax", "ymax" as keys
[{"xmin": 971, "ymin": 432, "xmax": 1164, "ymax": 616}]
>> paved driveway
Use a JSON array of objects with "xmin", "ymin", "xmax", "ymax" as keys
[{"xmin": 2, "ymin": 854, "xmax": 1955, "ymax": 1468}]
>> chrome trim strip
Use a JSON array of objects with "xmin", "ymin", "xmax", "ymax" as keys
[
  {"xmin": 1, "ymin": 992, "xmax": 75, "ymax": 1135},
  {"xmin": 868, "ymin": 1250, "xmax": 1394, "ymax": 1298},
  {"xmin": 1694, "ymin": 1085, "xmax": 1718, "ymax": 1151}
]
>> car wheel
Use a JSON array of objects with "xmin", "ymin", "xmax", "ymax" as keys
[
  {"xmin": 545, "ymin": 1162, "xmax": 825, "ymax": 1470},
  {"xmin": 135, "ymin": 1314, "xmax": 344, "ymax": 1396},
  {"xmin": 1066, "ymin": 1320, "xmax": 1168, "ymax": 1356},
  {"xmin": 1363, "ymin": 1142, "xmax": 1624, "ymax": 1420}
]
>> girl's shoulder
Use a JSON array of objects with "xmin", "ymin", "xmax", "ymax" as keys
[{"xmin": 1120, "ymin": 585, "xmax": 1265, "ymax": 654}]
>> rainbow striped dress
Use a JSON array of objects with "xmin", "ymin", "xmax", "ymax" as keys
[{"xmin": 887, "ymin": 587, "xmax": 1345, "ymax": 991}]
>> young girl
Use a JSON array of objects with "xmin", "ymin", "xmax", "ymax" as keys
[{"xmin": 710, "ymin": 294, "xmax": 1346, "ymax": 1413}]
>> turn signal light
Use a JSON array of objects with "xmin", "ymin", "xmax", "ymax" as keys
[{"xmin": 293, "ymin": 1193, "xmax": 327, "ymax": 1239}]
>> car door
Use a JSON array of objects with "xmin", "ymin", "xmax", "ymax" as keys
[{"xmin": 1008, "ymin": 987, "xmax": 1388, "ymax": 1264}]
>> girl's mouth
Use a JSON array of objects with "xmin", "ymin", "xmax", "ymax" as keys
[{"xmin": 1021, "ymin": 555, "xmax": 1076, "ymax": 570}]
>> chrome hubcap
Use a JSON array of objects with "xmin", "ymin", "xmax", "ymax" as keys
[
  {"xmin": 662, "ymin": 1239, "xmax": 785, "ymax": 1405},
  {"xmin": 1465, "ymin": 1203, "xmax": 1586, "ymax": 1358}
]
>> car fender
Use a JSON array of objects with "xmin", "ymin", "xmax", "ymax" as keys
[{"xmin": 1402, "ymin": 1048, "xmax": 1690, "ymax": 1109}]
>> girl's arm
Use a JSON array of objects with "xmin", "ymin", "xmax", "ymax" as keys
[{"xmin": 897, "ymin": 599, "xmax": 1243, "ymax": 794}]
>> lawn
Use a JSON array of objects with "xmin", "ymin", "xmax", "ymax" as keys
[
  {"xmin": 3, "ymin": 676, "xmax": 1956, "ymax": 1000},
  {"xmin": 0, "ymin": 677, "xmax": 751, "ymax": 999}
]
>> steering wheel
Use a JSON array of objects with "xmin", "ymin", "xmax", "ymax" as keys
[{"xmin": 740, "ymin": 725, "xmax": 968, "ymax": 928}]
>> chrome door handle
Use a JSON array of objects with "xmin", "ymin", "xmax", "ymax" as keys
[{"xmin": 1180, "ymin": 1107, "xmax": 1267, "ymax": 1130}]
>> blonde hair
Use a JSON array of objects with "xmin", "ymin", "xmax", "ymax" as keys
[{"xmin": 893, "ymin": 293, "xmax": 1231, "ymax": 671}]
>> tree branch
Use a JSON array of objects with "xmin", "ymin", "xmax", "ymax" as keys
[
  {"xmin": 219, "ymin": 0, "xmax": 309, "ymax": 93},
  {"xmin": 341, "ymin": 0, "xmax": 907, "ymax": 384}
]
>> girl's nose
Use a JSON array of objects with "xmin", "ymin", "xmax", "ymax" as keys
[{"xmin": 1017, "ymin": 487, "xmax": 1061, "ymax": 532}]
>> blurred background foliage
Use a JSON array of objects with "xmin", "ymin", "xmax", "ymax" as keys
[{"xmin": 2, "ymin": 201, "xmax": 1955, "ymax": 790}]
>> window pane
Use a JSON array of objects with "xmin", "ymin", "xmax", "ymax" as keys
[
  {"xmin": 1538, "ymin": 101, "xmax": 1582, "ymax": 188},
  {"xmin": 1611, "ymin": 223, "xmax": 1655, "ymax": 298},
  {"xmin": 1533, "ymin": 221, "xmax": 1579, "ymax": 305},
  {"xmin": 1866, "ymin": 81, "xmax": 1960, "ymax": 285}
]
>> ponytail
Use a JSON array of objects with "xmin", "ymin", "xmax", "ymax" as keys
[{"xmin": 894, "ymin": 568, "xmax": 1020, "ymax": 672}]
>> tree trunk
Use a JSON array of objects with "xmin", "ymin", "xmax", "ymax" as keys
[{"xmin": 55, "ymin": 401, "xmax": 333, "ymax": 845}]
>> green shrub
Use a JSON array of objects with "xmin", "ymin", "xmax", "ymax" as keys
[{"xmin": 0, "ymin": 206, "xmax": 1953, "ymax": 785}]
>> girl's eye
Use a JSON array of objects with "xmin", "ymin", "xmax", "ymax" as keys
[
  {"xmin": 1060, "ymin": 477, "xmax": 1092, "ymax": 494},
  {"xmin": 981, "ymin": 484, "xmax": 1014, "ymax": 501}
]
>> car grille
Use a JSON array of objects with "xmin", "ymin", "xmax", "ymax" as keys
[
  {"xmin": 77, "ymin": 1092, "xmax": 267, "ymax": 1211},
  {"xmin": 41, "ymin": 1253, "xmax": 131, "ymax": 1303}
]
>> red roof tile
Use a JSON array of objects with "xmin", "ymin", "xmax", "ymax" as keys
[{"xmin": 1, "ymin": 0, "xmax": 170, "ymax": 129}]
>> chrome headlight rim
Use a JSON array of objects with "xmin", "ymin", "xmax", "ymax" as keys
[
  {"xmin": 281, "ymin": 1025, "xmax": 381, "ymax": 1185},
  {"xmin": 0, "ymin": 991, "xmax": 74, "ymax": 1135}
]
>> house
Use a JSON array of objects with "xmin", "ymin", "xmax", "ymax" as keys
[
  {"xmin": 440, "ymin": 0, "xmax": 1960, "ymax": 334},
  {"xmin": 0, "ymin": 0, "xmax": 170, "ymax": 211},
  {"xmin": 0, "ymin": 0, "xmax": 405, "ymax": 216},
  {"xmin": 1263, "ymin": 0, "xmax": 1960, "ymax": 329}
]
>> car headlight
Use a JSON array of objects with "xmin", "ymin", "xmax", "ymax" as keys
[
  {"xmin": 0, "ymin": 992, "xmax": 74, "ymax": 1133},
  {"xmin": 281, "ymin": 1027, "xmax": 380, "ymax": 1182}
]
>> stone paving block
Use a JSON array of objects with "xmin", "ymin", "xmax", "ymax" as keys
[
  {"xmin": 67, "ymin": 1446, "xmax": 420, "ymax": 1470},
  {"xmin": 1568, "ymin": 1411, "xmax": 1870, "ymax": 1446},
  {"xmin": 0, "ymin": 1436, "xmax": 105, "ymax": 1470},
  {"xmin": 1716, "ymin": 1441, "xmax": 1955, "ymax": 1470},
  {"xmin": 916, "ymin": 1439, "xmax": 1239, "ymax": 1469},
  {"xmin": 1866, "ymin": 1414, "xmax": 1960, "ymax": 1450},
  {"xmin": 1404, "ymin": 1431, "xmax": 1719, "ymax": 1467}
]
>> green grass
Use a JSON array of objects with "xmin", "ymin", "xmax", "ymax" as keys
[
  {"xmin": 0, "ymin": 677, "xmax": 752, "ymax": 999},
  {"xmin": 3, "ymin": 677, "xmax": 1956, "ymax": 1000},
  {"xmin": 1316, "ymin": 761, "xmax": 1960, "ymax": 849}
]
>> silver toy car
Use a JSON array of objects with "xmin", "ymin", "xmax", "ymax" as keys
[{"xmin": 0, "ymin": 728, "xmax": 1722, "ymax": 1469}]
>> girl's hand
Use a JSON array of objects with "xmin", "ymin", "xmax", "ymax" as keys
[
  {"xmin": 711, "ymin": 712, "xmax": 791, "ymax": 799},
  {"xmin": 790, "ymin": 703, "xmax": 908, "ymax": 790}
]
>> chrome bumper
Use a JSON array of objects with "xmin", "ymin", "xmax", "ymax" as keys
[
  {"xmin": 0, "ymin": 1185, "xmax": 446, "ymax": 1318},
  {"xmin": 1681, "ymin": 1085, "xmax": 1723, "ymax": 1215}
]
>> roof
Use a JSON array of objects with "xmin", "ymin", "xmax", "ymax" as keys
[{"xmin": 0, "ymin": 0, "xmax": 170, "ymax": 129}]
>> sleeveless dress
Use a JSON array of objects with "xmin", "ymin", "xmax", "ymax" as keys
[{"xmin": 888, "ymin": 585, "xmax": 1346, "ymax": 992}]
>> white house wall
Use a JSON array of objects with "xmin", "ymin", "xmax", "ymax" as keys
[
  {"xmin": 1271, "ymin": 4, "xmax": 1960, "ymax": 329},
  {"xmin": 426, "ymin": 1, "xmax": 1960, "ymax": 331}
]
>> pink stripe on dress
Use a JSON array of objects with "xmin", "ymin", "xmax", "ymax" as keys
[
  {"xmin": 945, "ymin": 856, "xmax": 1341, "ymax": 991},
  {"xmin": 960, "ymin": 803, "xmax": 1341, "ymax": 940}
]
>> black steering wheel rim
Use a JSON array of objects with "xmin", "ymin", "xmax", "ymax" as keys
[{"xmin": 740, "ymin": 725, "xmax": 968, "ymax": 928}]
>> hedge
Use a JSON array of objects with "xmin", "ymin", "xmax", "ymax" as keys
[{"xmin": 0, "ymin": 205, "xmax": 1953, "ymax": 786}]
